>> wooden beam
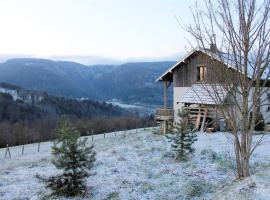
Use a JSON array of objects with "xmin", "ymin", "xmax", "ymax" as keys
[
  {"xmin": 200, "ymin": 108, "xmax": 208, "ymax": 132},
  {"xmin": 195, "ymin": 112, "xmax": 201, "ymax": 130},
  {"xmin": 163, "ymin": 81, "xmax": 168, "ymax": 109}
]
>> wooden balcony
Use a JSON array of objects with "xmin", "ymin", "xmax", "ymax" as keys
[{"xmin": 155, "ymin": 108, "xmax": 174, "ymax": 121}]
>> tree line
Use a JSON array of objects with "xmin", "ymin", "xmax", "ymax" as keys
[{"xmin": 0, "ymin": 92, "xmax": 155, "ymax": 147}]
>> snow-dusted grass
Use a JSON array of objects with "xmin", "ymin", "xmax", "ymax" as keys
[{"xmin": 0, "ymin": 129, "xmax": 270, "ymax": 200}]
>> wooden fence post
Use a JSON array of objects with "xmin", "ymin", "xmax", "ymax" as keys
[
  {"xmin": 91, "ymin": 130, "xmax": 94, "ymax": 142},
  {"xmin": 5, "ymin": 144, "xmax": 11, "ymax": 158},
  {"xmin": 115, "ymin": 130, "xmax": 117, "ymax": 137},
  {"xmin": 104, "ymin": 132, "xmax": 106, "ymax": 139},
  {"xmin": 22, "ymin": 145, "xmax": 24, "ymax": 155},
  {"xmin": 38, "ymin": 142, "xmax": 40, "ymax": 152}
]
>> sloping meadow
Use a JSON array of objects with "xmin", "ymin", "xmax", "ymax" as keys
[{"xmin": 0, "ymin": 129, "xmax": 270, "ymax": 199}]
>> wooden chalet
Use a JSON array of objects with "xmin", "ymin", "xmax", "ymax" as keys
[{"xmin": 155, "ymin": 44, "xmax": 270, "ymax": 134}]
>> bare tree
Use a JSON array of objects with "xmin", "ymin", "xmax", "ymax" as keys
[{"xmin": 182, "ymin": 0, "xmax": 270, "ymax": 178}]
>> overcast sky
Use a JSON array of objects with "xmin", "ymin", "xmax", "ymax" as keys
[{"xmin": 0, "ymin": 0, "xmax": 197, "ymax": 61}]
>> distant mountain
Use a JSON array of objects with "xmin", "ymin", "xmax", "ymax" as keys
[
  {"xmin": 50, "ymin": 55, "xmax": 123, "ymax": 65},
  {"xmin": 0, "ymin": 54, "xmax": 34, "ymax": 63},
  {"xmin": 50, "ymin": 53, "xmax": 184, "ymax": 65},
  {"xmin": 0, "ymin": 58, "xmax": 175, "ymax": 106}
]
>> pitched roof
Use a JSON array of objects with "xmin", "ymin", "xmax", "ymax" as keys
[
  {"xmin": 156, "ymin": 47, "xmax": 269, "ymax": 82},
  {"xmin": 155, "ymin": 47, "xmax": 204, "ymax": 82},
  {"xmin": 178, "ymin": 84, "xmax": 228, "ymax": 105}
]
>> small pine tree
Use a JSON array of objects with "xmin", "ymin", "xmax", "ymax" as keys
[
  {"xmin": 166, "ymin": 109, "xmax": 197, "ymax": 161},
  {"xmin": 46, "ymin": 118, "xmax": 96, "ymax": 197}
]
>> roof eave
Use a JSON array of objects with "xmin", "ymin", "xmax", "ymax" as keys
[
  {"xmin": 155, "ymin": 61, "xmax": 181, "ymax": 82},
  {"xmin": 155, "ymin": 47, "xmax": 202, "ymax": 82}
]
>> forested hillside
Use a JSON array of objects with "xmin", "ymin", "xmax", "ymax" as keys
[
  {"xmin": 0, "ymin": 84, "xmax": 153, "ymax": 147},
  {"xmin": 0, "ymin": 59, "xmax": 174, "ymax": 105}
]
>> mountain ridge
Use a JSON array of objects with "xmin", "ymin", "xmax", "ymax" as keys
[{"xmin": 0, "ymin": 58, "xmax": 175, "ymax": 105}]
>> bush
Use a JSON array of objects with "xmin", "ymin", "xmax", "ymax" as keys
[
  {"xmin": 152, "ymin": 127, "xmax": 160, "ymax": 135},
  {"xmin": 215, "ymin": 154, "xmax": 235, "ymax": 172},
  {"xmin": 105, "ymin": 192, "xmax": 120, "ymax": 200},
  {"xmin": 185, "ymin": 178, "xmax": 213, "ymax": 199},
  {"xmin": 200, "ymin": 149, "xmax": 220, "ymax": 162}
]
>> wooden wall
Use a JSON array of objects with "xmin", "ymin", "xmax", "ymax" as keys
[{"xmin": 173, "ymin": 52, "xmax": 228, "ymax": 87}]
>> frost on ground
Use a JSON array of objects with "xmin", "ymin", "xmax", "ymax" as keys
[{"xmin": 0, "ymin": 129, "xmax": 270, "ymax": 200}]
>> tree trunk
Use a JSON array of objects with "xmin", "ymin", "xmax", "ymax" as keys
[
  {"xmin": 238, "ymin": 93, "xmax": 251, "ymax": 178},
  {"xmin": 233, "ymin": 135, "xmax": 243, "ymax": 178},
  {"xmin": 243, "ymin": 156, "xmax": 250, "ymax": 177}
]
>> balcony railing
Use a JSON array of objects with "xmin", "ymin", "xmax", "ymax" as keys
[{"xmin": 155, "ymin": 108, "xmax": 174, "ymax": 121}]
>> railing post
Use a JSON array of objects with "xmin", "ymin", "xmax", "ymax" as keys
[
  {"xmin": 163, "ymin": 81, "xmax": 168, "ymax": 109},
  {"xmin": 164, "ymin": 121, "xmax": 167, "ymax": 135}
]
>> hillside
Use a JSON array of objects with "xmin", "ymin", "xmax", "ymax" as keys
[
  {"xmin": 0, "ymin": 58, "xmax": 175, "ymax": 106},
  {"xmin": 0, "ymin": 83, "xmax": 128, "ymax": 120},
  {"xmin": 0, "ymin": 83, "xmax": 136, "ymax": 147},
  {"xmin": 1, "ymin": 130, "xmax": 269, "ymax": 199}
]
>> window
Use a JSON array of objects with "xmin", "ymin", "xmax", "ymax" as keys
[{"xmin": 197, "ymin": 66, "xmax": 206, "ymax": 82}]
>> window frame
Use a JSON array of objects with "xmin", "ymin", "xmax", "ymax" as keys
[{"xmin": 196, "ymin": 65, "xmax": 207, "ymax": 82}]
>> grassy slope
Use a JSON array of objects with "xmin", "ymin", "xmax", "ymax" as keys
[{"xmin": 0, "ymin": 130, "xmax": 270, "ymax": 200}]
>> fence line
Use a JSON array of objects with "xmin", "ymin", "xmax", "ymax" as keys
[
  {"xmin": 4, "ymin": 144, "xmax": 11, "ymax": 158},
  {"xmin": 1, "ymin": 126, "xmax": 159, "ymax": 159},
  {"xmin": 38, "ymin": 142, "xmax": 40, "ymax": 152}
]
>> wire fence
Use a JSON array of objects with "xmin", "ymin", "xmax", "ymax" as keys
[{"xmin": 1, "ymin": 126, "xmax": 159, "ymax": 159}]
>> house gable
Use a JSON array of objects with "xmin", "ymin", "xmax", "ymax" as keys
[
  {"xmin": 173, "ymin": 51, "xmax": 210, "ymax": 87},
  {"xmin": 157, "ymin": 48, "xmax": 250, "ymax": 87},
  {"xmin": 172, "ymin": 50, "xmax": 228, "ymax": 87}
]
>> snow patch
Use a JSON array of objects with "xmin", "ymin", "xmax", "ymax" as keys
[{"xmin": 0, "ymin": 130, "xmax": 269, "ymax": 199}]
